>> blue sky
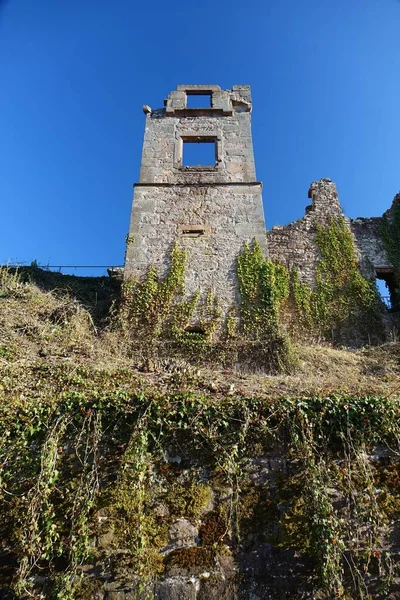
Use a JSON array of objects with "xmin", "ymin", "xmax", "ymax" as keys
[{"xmin": 1, "ymin": 0, "xmax": 400, "ymax": 275}]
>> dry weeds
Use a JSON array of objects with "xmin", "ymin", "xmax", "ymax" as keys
[{"xmin": 1, "ymin": 267, "xmax": 399, "ymax": 399}]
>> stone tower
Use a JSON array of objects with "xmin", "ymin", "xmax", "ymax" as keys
[{"xmin": 125, "ymin": 84, "xmax": 267, "ymax": 314}]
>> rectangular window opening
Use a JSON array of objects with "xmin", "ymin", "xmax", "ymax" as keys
[
  {"xmin": 186, "ymin": 93, "xmax": 212, "ymax": 109},
  {"xmin": 182, "ymin": 139, "xmax": 216, "ymax": 167}
]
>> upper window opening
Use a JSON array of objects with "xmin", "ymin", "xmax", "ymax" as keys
[
  {"xmin": 182, "ymin": 139, "xmax": 216, "ymax": 167},
  {"xmin": 186, "ymin": 93, "xmax": 212, "ymax": 109}
]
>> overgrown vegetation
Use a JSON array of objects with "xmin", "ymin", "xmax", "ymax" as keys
[
  {"xmin": 312, "ymin": 217, "xmax": 381, "ymax": 339},
  {"xmin": 379, "ymin": 200, "xmax": 400, "ymax": 271},
  {"xmin": 119, "ymin": 240, "xmax": 293, "ymax": 371},
  {"xmin": 236, "ymin": 240, "xmax": 289, "ymax": 339},
  {"xmin": 119, "ymin": 243, "xmax": 226, "ymax": 362},
  {"xmin": 0, "ymin": 214, "xmax": 395, "ymax": 599},
  {"xmin": 282, "ymin": 217, "xmax": 382, "ymax": 343},
  {"xmin": 0, "ymin": 360, "xmax": 399, "ymax": 599},
  {"xmin": 233, "ymin": 217, "xmax": 381, "ymax": 347},
  {"xmin": 118, "ymin": 215, "xmax": 381, "ymax": 371}
]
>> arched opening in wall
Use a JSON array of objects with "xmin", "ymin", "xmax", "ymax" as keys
[{"xmin": 375, "ymin": 269, "xmax": 400, "ymax": 311}]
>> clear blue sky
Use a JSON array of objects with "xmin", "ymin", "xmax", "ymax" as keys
[{"xmin": 1, "ymin": 0, "xmax": 400, "ymax": 275}]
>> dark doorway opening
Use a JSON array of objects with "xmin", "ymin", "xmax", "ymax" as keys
[{"xmin": 376, "ymin": 269, "xmax": 400, "ymax": 310}]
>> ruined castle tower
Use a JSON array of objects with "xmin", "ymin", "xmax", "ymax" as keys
[{"xmin": 124, "ymin": 85, "xmax": 267, "ymax": 313}]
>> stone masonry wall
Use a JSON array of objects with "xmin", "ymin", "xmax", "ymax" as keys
[
  {"xmin": 125, "ymin": 85, "xmax": 267, "ymax": 315},
  {"xmin": 267, "ymin": 178, "xmax": 398, "ymax": 286},
  {"xmin": 267, "ymin": 178, "xmax": 344, "ymax": 286},
  {"xmin": 350, "ymin": 194, "xmax": 400, "ymax": 277},
  {"xmin": 127, "ymin": 184, "xmax": 265, "ymax": 310},
  {"xmin": 351, "ymin": 216, "xmax": 390, "ymax": 277},
  {"xmin": 77, "ymin": 443, "xmax": 400, "ymax": 600}
]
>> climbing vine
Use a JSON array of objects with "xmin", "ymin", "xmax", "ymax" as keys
[
  {"xmin": 236, "ymin": 240, "xmax": 289, "ymax": 339},
  {"xmin": 235, "ymin": 220, "xmax": 381, "ymax": 347},
  {"xmin": 313, "ymin": 217, "xmax": 379, "ymax": 335},
  {"xmin": 0, "ymin": 363, "xmax": 399, "ymax": 599},
  {"xmin": 235, "ymin": 240, "xmax": 293, "ymax": 370},
  {"xmin": 119, "ymin": 240, "xmax": 293, "ymax": 369},
  {"xmin": 0, "ymin": 239, "xmax": 397, "ymax": 599},
  {"xmin": 119, "ymin": 220, "xmax": 382, "ymax": 362},
  {"xmin": 379, "ymin": 199, "xmax": 400, "ymax": 270},
  {"xmin": 287, "ymin": 216, "xmax": 382, "ymax": 342},
  {"xmin": 288, "ymin": 268, "xmax": 313, "ymax": 334},
  {"xmin": 120, "ymin": 242, "xmax": 188, "ymax": 339}
]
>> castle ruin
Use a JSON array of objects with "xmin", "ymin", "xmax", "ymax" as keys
[
  {"xmin": 125, "ymin": 85, "xmax": 400, "ymax": 314},
  {"xmin": 267, "ymin": 178, "xmax": 400, "ymax": 308}
]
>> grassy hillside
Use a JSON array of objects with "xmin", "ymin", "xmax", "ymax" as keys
[{"xmin": 1, "ymin": 266, "xmax": 399, "ymax": 397}]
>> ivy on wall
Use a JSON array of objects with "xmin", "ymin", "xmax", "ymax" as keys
[
  {"xmin": 234, "ymin": 240, "xmax": 293, "ymax": 371},
  {"xmin": 288, "ymin": 216, "xmax": 382, "ymax": 342},
  {"xmin": 120, "ymin": 242, "xmax": 192, "ymax": 339},
  {"xmin": 234, "ymin": 217, "xmax": 381, "ymax": 345},
  {"xmin": 379, "ymin": 199, "xmax": 400, "ymax": 270},
  {"xmin": 236, "ymin": 240, "xmax": 289, "ymax": 339},
  {"xmin": 0, "ymin": 232, "xmax": 394, "ymax": 600},
  {"xmin": 120, "ymin": 239, "xmax": 294, "ymax": 369},
  {"xmin": 119, "ymin": 215, "xmax": 382, "ymax": 364},
  {"xmin": 313, "ymin": 217, "xmax": 379, "ymax": 334}
]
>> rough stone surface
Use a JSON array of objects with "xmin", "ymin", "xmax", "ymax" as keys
[
  {"xmin": 351, "ymin": 216, "xmax": 389, "ymax": 276},
  {"xmin": 267, "ymin": 179, "xmax": 400, "ymax": 291},
  {"xmin": 267, "ymin": 178, "xmax": 345, "ymax": 286},
  {"xmin": 125, "ymin": 85, "xmax": 267, "ymax": 316},
  {"xmin": 350, "ymin": 195, "xmax": 400, "ymax": 277},
  {"xmin": 17, "ymin": 443, "xmax": 399, "ymax": 600},
  {"xmin": 154, "ymin": 577, "xmax": 199, "ymax": 600},
  {"xmin": 167, "ymin": 518, "xmax": 199, "ymax": 550}
]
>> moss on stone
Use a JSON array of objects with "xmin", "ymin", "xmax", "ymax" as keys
[
  {"xmin": 165, "ymin": 482, "xmax": 213, "ymax": 519},
  {"xmin": 165, "ymin": 547, "xmax": 215, "ymax": 571},
  {"xmin": 199, "ymin": 512, "xmax": 227, "ymax": 547},
  {"xmin": 238, "ymin": 486, "xmax": 280, "ymax": 549}
]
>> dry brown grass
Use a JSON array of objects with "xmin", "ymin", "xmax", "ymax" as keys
[
  {"xmin": 206, "ymin": 342, "xmax": 400, "ymax": 399},
  {"xmin": 1, "ymin": 267, "xmax": 400, "ymax": 399}
]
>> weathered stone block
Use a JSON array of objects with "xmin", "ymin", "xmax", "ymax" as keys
[
  {"xmin": 168, "ymin": 518, "xmax": 199, "ymax": 550},
  {"xmin": 154, "ymin": 578, "xmax": 198, "ymax": 600}
]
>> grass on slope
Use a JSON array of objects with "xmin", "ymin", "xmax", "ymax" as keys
[{"xmin": 0, "ymin": 266, "xmax": 399, "ymax": 398}]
